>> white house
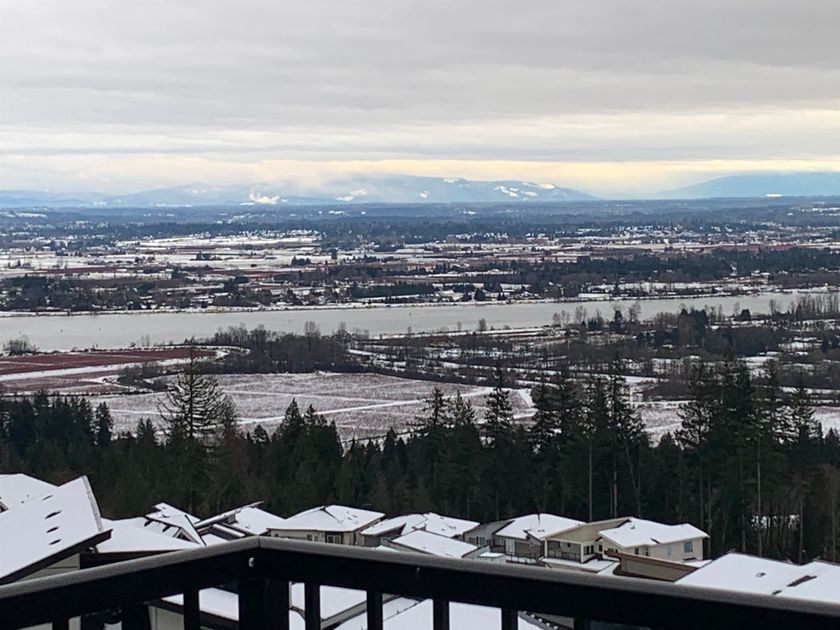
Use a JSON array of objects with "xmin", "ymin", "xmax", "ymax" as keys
[
  {"xmin": 267, "ymin": 505, "xmax": 384, "ymax": 545},
  {"xmin": 596, "ymin": 518, "xmax": 707, "ymax": 562}
]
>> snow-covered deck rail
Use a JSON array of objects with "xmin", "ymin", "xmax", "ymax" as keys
[{"xmin": 0, "ymin": 536, "xmax": 838, "ymax": 630}]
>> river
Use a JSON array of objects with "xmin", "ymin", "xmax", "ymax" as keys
[{"xmin": 0, "ymin": 290, "xmax": 814, "ymax": 351}]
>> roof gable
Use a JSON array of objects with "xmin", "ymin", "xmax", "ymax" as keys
[{"xmin": 0, "ymin": 476, "xmax": 109, "ymax": 583}]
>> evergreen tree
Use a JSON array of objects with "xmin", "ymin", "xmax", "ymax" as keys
[
  {"xmin": 483, "ymin": 364, "xmax": 514, "ymax": 445},
  {"xmin": 158, "ymin": 351, "xmax": 231, "ymax": 443},
  {"xmin": 94, "ymin": 403, "xmax": 113, "ymax": 448},
  {"xmin": 529, "ymin": 379, "xmax": 558, "ymax": 452},
  {"xmin": 677, "ymin": 360, "xmax": 715, "ymax": 531}
]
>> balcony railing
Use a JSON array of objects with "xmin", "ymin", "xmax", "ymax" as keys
[{"xmin": 0, "ymin": 536, "xmax": 838, "ymax": 630}]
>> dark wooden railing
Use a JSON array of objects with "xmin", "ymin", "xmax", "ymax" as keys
[{"xmin": 0, "ymin": 536, "xmax": 838, "ymax": 629}]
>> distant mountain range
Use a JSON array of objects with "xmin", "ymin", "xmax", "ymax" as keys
[
  {"xmin": 659, "ymin": 172, "xmax": 840, "ymax": 199},
  {"xmin": 0, "ymin": 176, "xmax": 594, "ymax": 208},
  {"xmin": 2, "ymin": 172, "xmax": 839, "ymax": 208}
]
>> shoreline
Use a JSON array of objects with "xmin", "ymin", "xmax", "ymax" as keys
[{"xmin": 0, "ymin": 286, "xmax": 820, "ymax": 320}]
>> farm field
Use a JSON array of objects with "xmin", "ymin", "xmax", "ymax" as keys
[
  {"xmin": 87, "ymin": 370, "xmax": 840, "ymax": 444},
  {"xmin": 90, "ymin": 372, "xmax": 537, "ymax": 443},
  {"xmin": 0, "ymin": 348, "xmax": 214, "ymax": 394},
  {"xmin": 638, "ymin": 400, "xmax": 840, "ymax": 438}
]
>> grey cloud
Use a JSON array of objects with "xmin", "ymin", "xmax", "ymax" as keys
[{"xmin": 0, "ymin": 0, "xmax": 838, "ymax": 177}]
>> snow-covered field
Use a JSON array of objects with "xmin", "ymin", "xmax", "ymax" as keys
[
  {"xmin": 91, "ymin": 372, "xmax": 535, "ymax": 443},
  {"xmin": 90, "ymin": 371, "xmax": 840, "ymax": 445},
  {"xmin": 638, "ymin": 401, "xmax": 840, "ymax": 440}
]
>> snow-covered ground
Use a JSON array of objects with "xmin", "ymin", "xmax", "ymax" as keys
[
  {"xmin": 91, "ymin": 372, "xmax": 535, "ymax": 443},
  {"xmin": 89, "ymin": 371, "xmax": 840, "ymax": 445},
  {"xmin": 638, "ymin": 401, "xmax": 840, "ymax": 441}
]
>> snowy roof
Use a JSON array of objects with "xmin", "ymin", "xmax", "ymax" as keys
[
  {"xmin": 388, "ymin": 530, "xmax": 478, "ymax": 558},
  {"xmin": 333, "ymin": 597, "xmax": 422, "ymax": 630},
  {"xmin": 0, "ymin": 476, "xmax": 109, "ymax": 583},
  {"xmin": 541, "ymin": 556, "xmax": 617, "ymax": 574},
  {"xmin": 97, "ymin": 518, "xmax": 198, "ymax": 554},
  {"xmin": 495, "ymin": 514, "xmax": 584, "ymax": 541},
  {"xmin": 149, "ymin": 502, "xmax": 200, "ymax": 524},
  {"xmin": 200, "ymin": 522, "xmax": 249, "ymax": 544},
  {"xmin": 678, "ymin": 553, "xmax": 840, "ymax": 603},
  {"xmin": 270, "ymin": 505, "xmax": 384, "ymax": 533},
  {"xmin": 361, "ymin": 512, "xmax": 478, "ymax": 539},
  {"xmin": 291, "ymin": 584, "xmax": 367, "ymax": 619},
  {"xmin": 163, "ymin": 588, "xmax": 304, "ymax": 629},
  {"xmin": 598, "ymin": 518, "xmax": 707, "ymax": 548},
  {"xmin": 0, "ymin": 474, "xmax": 57, "ymax": 511},
  {"xmin": 334, "ymin": 599, "xmax": 543, "ymax": 630},
  {"xmin": 225, "ymin": 506, "xmax": 287, "ymax": 536},
  {"xmin": 143, "ymin": 504, "xmax": 205, "ymax": 545},
  {"xmin": 780, "ymin": 562, "xmax": 840, "ymax": 603},
  {"xmin": 201, "ymin": 532, "xmax": 233, "ymax": 546}
]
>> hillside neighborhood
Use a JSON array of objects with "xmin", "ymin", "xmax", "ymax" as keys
[{"xmin": 2, "ymin": 472, "xmax": 836, "ymax": 629}]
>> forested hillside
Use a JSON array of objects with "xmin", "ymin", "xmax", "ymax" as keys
[{"xmin": 1, "ymin": 358, "xmax": 837, "ymax": 563}]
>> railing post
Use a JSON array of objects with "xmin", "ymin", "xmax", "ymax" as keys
[
  {"xmin": 183, "ymin": 589, "xmax": 199, "ymax": 630},
  {"xmin": 304, "ymin": 583, "xmax": 321, "ymax": 630},
  {"xmin": 240, "ymin": 577, "xmax": 289, "ymax": 630},
  {"xmin": 265, "ymin": 579, "xmax": 291, "ymax": 630},
  {"xmin": 366, "ymin": 591, "xmax": 384, "ymax": 630},
  {"xmin": 433, "ymin": 599, "xmax": 449, "ymax": 630},
  {"xmin": 240, "ymin": 578, "xmax": 267, "ymax": 629},
  {"xmin": 501, "ymin": 608, "xmax": 518, "ymax": 630},
  {"xmin": 122, "ymin": 606, "xmax": 152, "ymax": 630}
]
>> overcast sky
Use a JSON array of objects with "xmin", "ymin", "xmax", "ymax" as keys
[{"xmin": 1, "ymin": 0, "xmax": 838, "ymax": 195}]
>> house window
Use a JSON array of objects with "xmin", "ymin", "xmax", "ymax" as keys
[
  {"xmin": 305, "ymin": 534, "xmax": 315, "ymax": 541},
  {"xmin": 634, "ymin": 547, "xmax": 639, "ymax": 555},
  {"xmin": 684, "ymin": 541, "xmax": 694, "ymax": 554},
  {"xmin": 325, "ymin": 533, "xmax": 342, "ymax": 544}
]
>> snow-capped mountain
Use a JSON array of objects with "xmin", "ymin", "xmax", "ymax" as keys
[{"xmin": 0, "ymin": 176, "xmax": 594, "ymax": 208}]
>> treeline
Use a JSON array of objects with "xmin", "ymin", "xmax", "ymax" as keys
[
  {"xmin": 207, "ymin": 325, "xmax": 355, "ymax": 373},
  {"xmin": 1, "ymin": 361, "xmax": 838, "ymax": 563}
]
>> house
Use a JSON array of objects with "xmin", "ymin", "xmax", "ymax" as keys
[
  {"xmin": 464, "ymin": 513, "xmax": 584, "ymax": 563},
  {"xmin": 541, "ymin": 517, "xmax": 707, "ymax": 569},
  {"xmin": 596, "ymin": 518, "xmax": 707, "ymax": 562},
  {"xmin": 542, "ymin": 517, "xmax": 626, "ymax": 566},
  {"xmin": 266, "ymin": 505, "xmax": 384, "ymax": 545},
  {"xmin": 194, "ymin": 503, "xmax": 288, "ymax": 543},
  {"xmin": 360, "ymin": 512, "xmax": 478, "ymax": 546},
  {"xmin": 384, "ymin": 530, "xmax": 483, "ymax": 559}
]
